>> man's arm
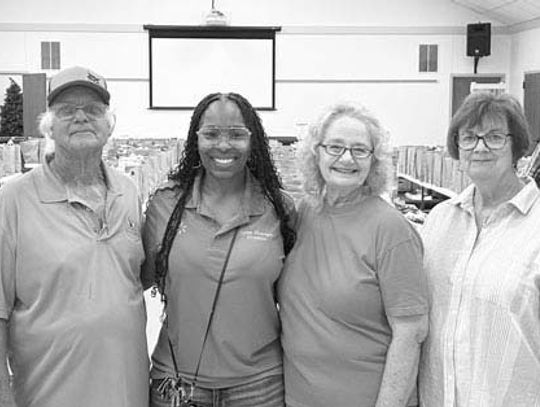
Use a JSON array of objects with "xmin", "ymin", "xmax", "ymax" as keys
[
  {"xmin": 0, "ymin": 319, "xmax": 16, "ymax": 407},
  {"xmin": 375, "ymin": 314, "xmax": 428, "ymax": 407}
]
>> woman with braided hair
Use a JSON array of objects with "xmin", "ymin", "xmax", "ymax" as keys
[{"xmin": 142, "ymin": 92, "xmax": 295, "ymax": 407}]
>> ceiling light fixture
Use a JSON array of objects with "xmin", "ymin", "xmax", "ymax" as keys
[{"xmin": 204, "ymin": 0, "xmax": 229, "ymax": 26}]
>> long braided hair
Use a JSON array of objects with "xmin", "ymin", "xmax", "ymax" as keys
[{"xmin": 154, "ymin": 92, "xmax": 296, "ymax": 302}]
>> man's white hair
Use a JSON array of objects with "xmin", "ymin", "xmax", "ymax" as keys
[{"xmin": 37, "ymin": 107, "xmax": 116, "ymax": 157}]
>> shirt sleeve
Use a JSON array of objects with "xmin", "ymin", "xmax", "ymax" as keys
[
  {"xmin": 377, "ymin": 220, "xmax": 428, "ymax": 317},
  {"xmin": 281, "ymin": 190, "xmax": 299, "ymax": 230},
  {"xmin": 292, "ymin": 199, "xmax": 309, "ymax": 231},
  {"xmin": 0, "ymin": 192, "xmax": 16, "ymax": 320},
  {"xmin": 140, "ymin": 192, "xmax": 164, "ymax": 290}
]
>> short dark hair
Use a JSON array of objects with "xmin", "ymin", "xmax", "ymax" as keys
[{"xmin": 447, "ymin": 92, "xmax": 531, "ymax": 163}]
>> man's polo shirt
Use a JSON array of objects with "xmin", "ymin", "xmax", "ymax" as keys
[
  {"xmin": 142, "ymin": 171, "xmax": 291, "ymax": 388},
  {"xmin": 0, "ymin": 160, "xmax": 149, "ymax": 407}
]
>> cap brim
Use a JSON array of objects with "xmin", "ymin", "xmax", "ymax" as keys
[{"xmin": 47, "ymin": 81, "xmax": 110, "ymax": 105}]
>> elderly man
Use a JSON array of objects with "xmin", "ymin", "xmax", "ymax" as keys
[{"xmin": 0, "ymin": 66, "xmax": 149, "ymax": 407}]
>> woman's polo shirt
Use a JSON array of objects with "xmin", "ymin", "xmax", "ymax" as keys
[{"xmin": 142, "ymin": 172, "xmax": 291, "ymax": 388}]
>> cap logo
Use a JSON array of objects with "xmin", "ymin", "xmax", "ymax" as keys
[
  {"xmin": 87, "ymin": 72, "xmax": 101, "ymax": 84},
  {"xmin": 48, "ymin": 66, "xmax": 110, "ymax": 105}
]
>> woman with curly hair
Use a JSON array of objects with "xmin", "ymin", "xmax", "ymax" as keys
[
  {"xmin": 142, "ymin": 92, "xmax": 295, "ymax": 407},
  {"xmin": 278, "ymin": 101, "xmax": 428, "ymax": 407}
]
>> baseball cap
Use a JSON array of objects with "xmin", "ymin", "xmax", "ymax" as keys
[{"xmin": 47, "ymin": 66, "xmax": 110, "ymax": 106}]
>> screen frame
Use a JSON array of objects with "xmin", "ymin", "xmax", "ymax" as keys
[{"xmin": 143, "ymin": 25, "xmax": 281, "ymax": 110}]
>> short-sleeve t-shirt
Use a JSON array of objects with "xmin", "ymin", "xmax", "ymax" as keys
[
  {"xmin": 0, "ymin": 161, "xmax": 149, "ymax": 407},
  {"xmin": 142, "ymin": 171, "xmax": 294, "ymax": 388},
  {"xmin": 278, "ymin": 195, "xmax": 427, "ymax": 407}
]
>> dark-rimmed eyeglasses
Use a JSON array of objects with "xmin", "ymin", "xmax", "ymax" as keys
[
  {"xmin": 196, "ymin": 126, "xmax": 251, "ymax": 145},
  {"xmin": 52, "ymin": 102, "xmax": 108, "ymax": 121},
  {"xmin": 457, "ymin": 131, "xmax": 512, "ymax": 151},
  {"xmin": 319, "ymin": 143, "xmax": 373, "ymax": 159}
]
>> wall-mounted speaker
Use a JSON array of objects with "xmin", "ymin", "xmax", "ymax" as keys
[{"xmin": 467, "ymin": 23, "xmax": 491, "ymax": 57}]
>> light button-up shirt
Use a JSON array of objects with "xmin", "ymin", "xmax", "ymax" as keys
[{"xmin": 419, "ymin": 178, "xmax": 540, "ymax": 407}]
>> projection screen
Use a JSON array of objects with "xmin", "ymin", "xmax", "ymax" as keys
[{"xmin": 144, "ymin": 25, "xmax": 280, "ymax": 110}]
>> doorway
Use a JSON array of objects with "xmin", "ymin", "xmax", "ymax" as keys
[
  {"xmin": 450, "ymin": 74, "xmax": 505, "ymax": 117},
  {"xmin": 524, "ymin": 72, "xmax": 540, "ymax": 154}
]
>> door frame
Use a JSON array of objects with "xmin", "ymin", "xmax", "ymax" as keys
[
  {"xmin": 523, "ymin": 70, "xmax": 540, "ymax": 153},
  {"xmin": 449, "ymin": 73, "xmax": 506, "ymax": 120}
]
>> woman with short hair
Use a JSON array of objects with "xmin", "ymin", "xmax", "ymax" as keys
[{"xmin": 419, "ymin": 92, "xmax": 540, "ymax": 406}]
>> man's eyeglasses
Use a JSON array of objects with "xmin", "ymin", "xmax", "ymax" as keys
[
  {"xmin": 53, "ymin": 102, "xmax": 108, "ymax": 121},
  {"xmin": 197, "ymin": 126, "xmax": 251, "ymax": 144},
  {"xmin": 457, "ymin": 131, "xmax": 512, "ymax": 151},
  {"xmin": 319, "ymin": 143, "xmax": 373, "ymax": 159}
]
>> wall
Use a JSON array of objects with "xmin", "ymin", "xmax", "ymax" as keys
[
  {"xmin": 268, "ymin": 31, "xmax": 510, "ymax": 146},
  {"xmin": 509, "ymin": 26, "xmax": 540, "ymax": 100},
  {"xmin": 0, "ymin": 0, "xmax": 484, "ymax": 26},
  {"xmin": 0, "ymin": 0, "xmax": 513, "ymax": 146}
]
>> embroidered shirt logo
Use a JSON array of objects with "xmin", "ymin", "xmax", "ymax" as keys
[
  {"xmin": 125, "ymin": 217, "xmax": 141, "ymax": 242},
  {"xmin": 177, "ymin": 222, "xmax": 187, "ymax": 235},
  {"xmin": 127, "ymin": 217, "xmax": 136, "ymax": 229},
  {"xmin": 241, "ymin": 230, "xmax": 274, "ymax": 241}
]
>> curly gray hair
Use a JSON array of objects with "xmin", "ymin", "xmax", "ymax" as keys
[{"xmin": 300, "ymin": 101, "xmax": 394, "ymax": 209}]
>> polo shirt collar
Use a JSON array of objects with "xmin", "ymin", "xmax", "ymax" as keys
[
  {"xmin": 36, "ymin": 155, "xmax": 123, "ymax": 203},
  {"xmin": 185, "ymin": 170, "xmax": 266, "ymax": 217},
  {"xmin": 451, "ymin": 176, "xmax": 539, "ymax": 216}
]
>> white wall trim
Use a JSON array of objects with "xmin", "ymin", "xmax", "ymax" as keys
[
  {"xmin": 276, "ymin": 78, "xmax": 438, "ymax": 83},
  {"xmin": 0, "ymin": 23, "xmax": 144, "ymax": 33},
  {"xmin": 107, "ymin": 78, "xmax": 148, "ymax": 82},
  {"xmin": 280, "ymin": 25, "xmax": 469, "ymax": 35},
  {"xmin": 0, "ymin": 72, "xmax": 148, "ymax": 82},
  {"xmin": 1, "ymin": 74, "xmax": 437, "ymax": 84},
  {"xmin": 0, "ymin": 23, "xmax": 510, "ymax": 35},
  {"xmin": 507, "ymin": 17, "xmax": 540, "ymax": 34},
  {"xmin": 0, "ymin": 71, "xmax": 28, "ymax": 76}
]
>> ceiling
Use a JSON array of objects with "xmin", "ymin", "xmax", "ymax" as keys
[
  {"xmin": 452, "ymin": 0, "xmax": 540, "ymax": 26},
  {"xmin": 451, "ymin": 0, "xmax": 540, "ymax": 26}
]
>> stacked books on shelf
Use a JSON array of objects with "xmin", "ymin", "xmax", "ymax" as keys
[
  {"xmin": 270, "ymin": 141, "xmax": 303, "ymax": 202},
  {"xmin": 396, "ymin": 145, "xmax": 471, "ymax": 195},
  {"xmin": 104, "ymin": 138, "xmax": 183, "ymax": 203},
  {"xmin": 19, "ymin": 138, "xmax": 47, "ymax": 170},
  {"xmin": 0, "ymin": 138, "xmax": 183, "ymax": 201},
  {"xmin": 0, "ymin": 138, "xmax": 48, "ymax": 183},
  {"xmin": 0, "ymin": 139, "xmax": 22, "ymax": 178}
]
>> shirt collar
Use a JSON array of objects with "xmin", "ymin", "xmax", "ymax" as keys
[
  {"xmin": 185, "ymin": 170, "xmax": 266, "ymax": 217},
  {"xmin": 450, "ymin": 176, "xmax": 539, "ymax": 216},
  {"xmin": 508, "ymin": 177, "xmax": 540, "ymax": 215},
  {"xmin": 451, "ymin": 183, "xmax": 476, "ymax": 213},
  {"xmin": 35, "ymin": 155, "xmax": 123, "ymax": 203}
]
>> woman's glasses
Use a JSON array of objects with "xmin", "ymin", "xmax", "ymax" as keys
[
  {"xmin": 52, "ymin": 102, "xmax": 108, "ymax": 121},
  {"xmin": 319, "ymin": 143, "xmax": 373, "ymax": 159},
  {"xmin": 457, "ymin": 131, "xmax": 511, "ymax": 151},
  {"xmin": 197, "ymin": 126, "xmax": 251, "ymax": 145}
]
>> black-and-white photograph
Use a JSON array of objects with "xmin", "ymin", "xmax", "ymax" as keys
[{"xmin": 1, "ymin": 1, "xmax": 539, "ymax": 406}]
